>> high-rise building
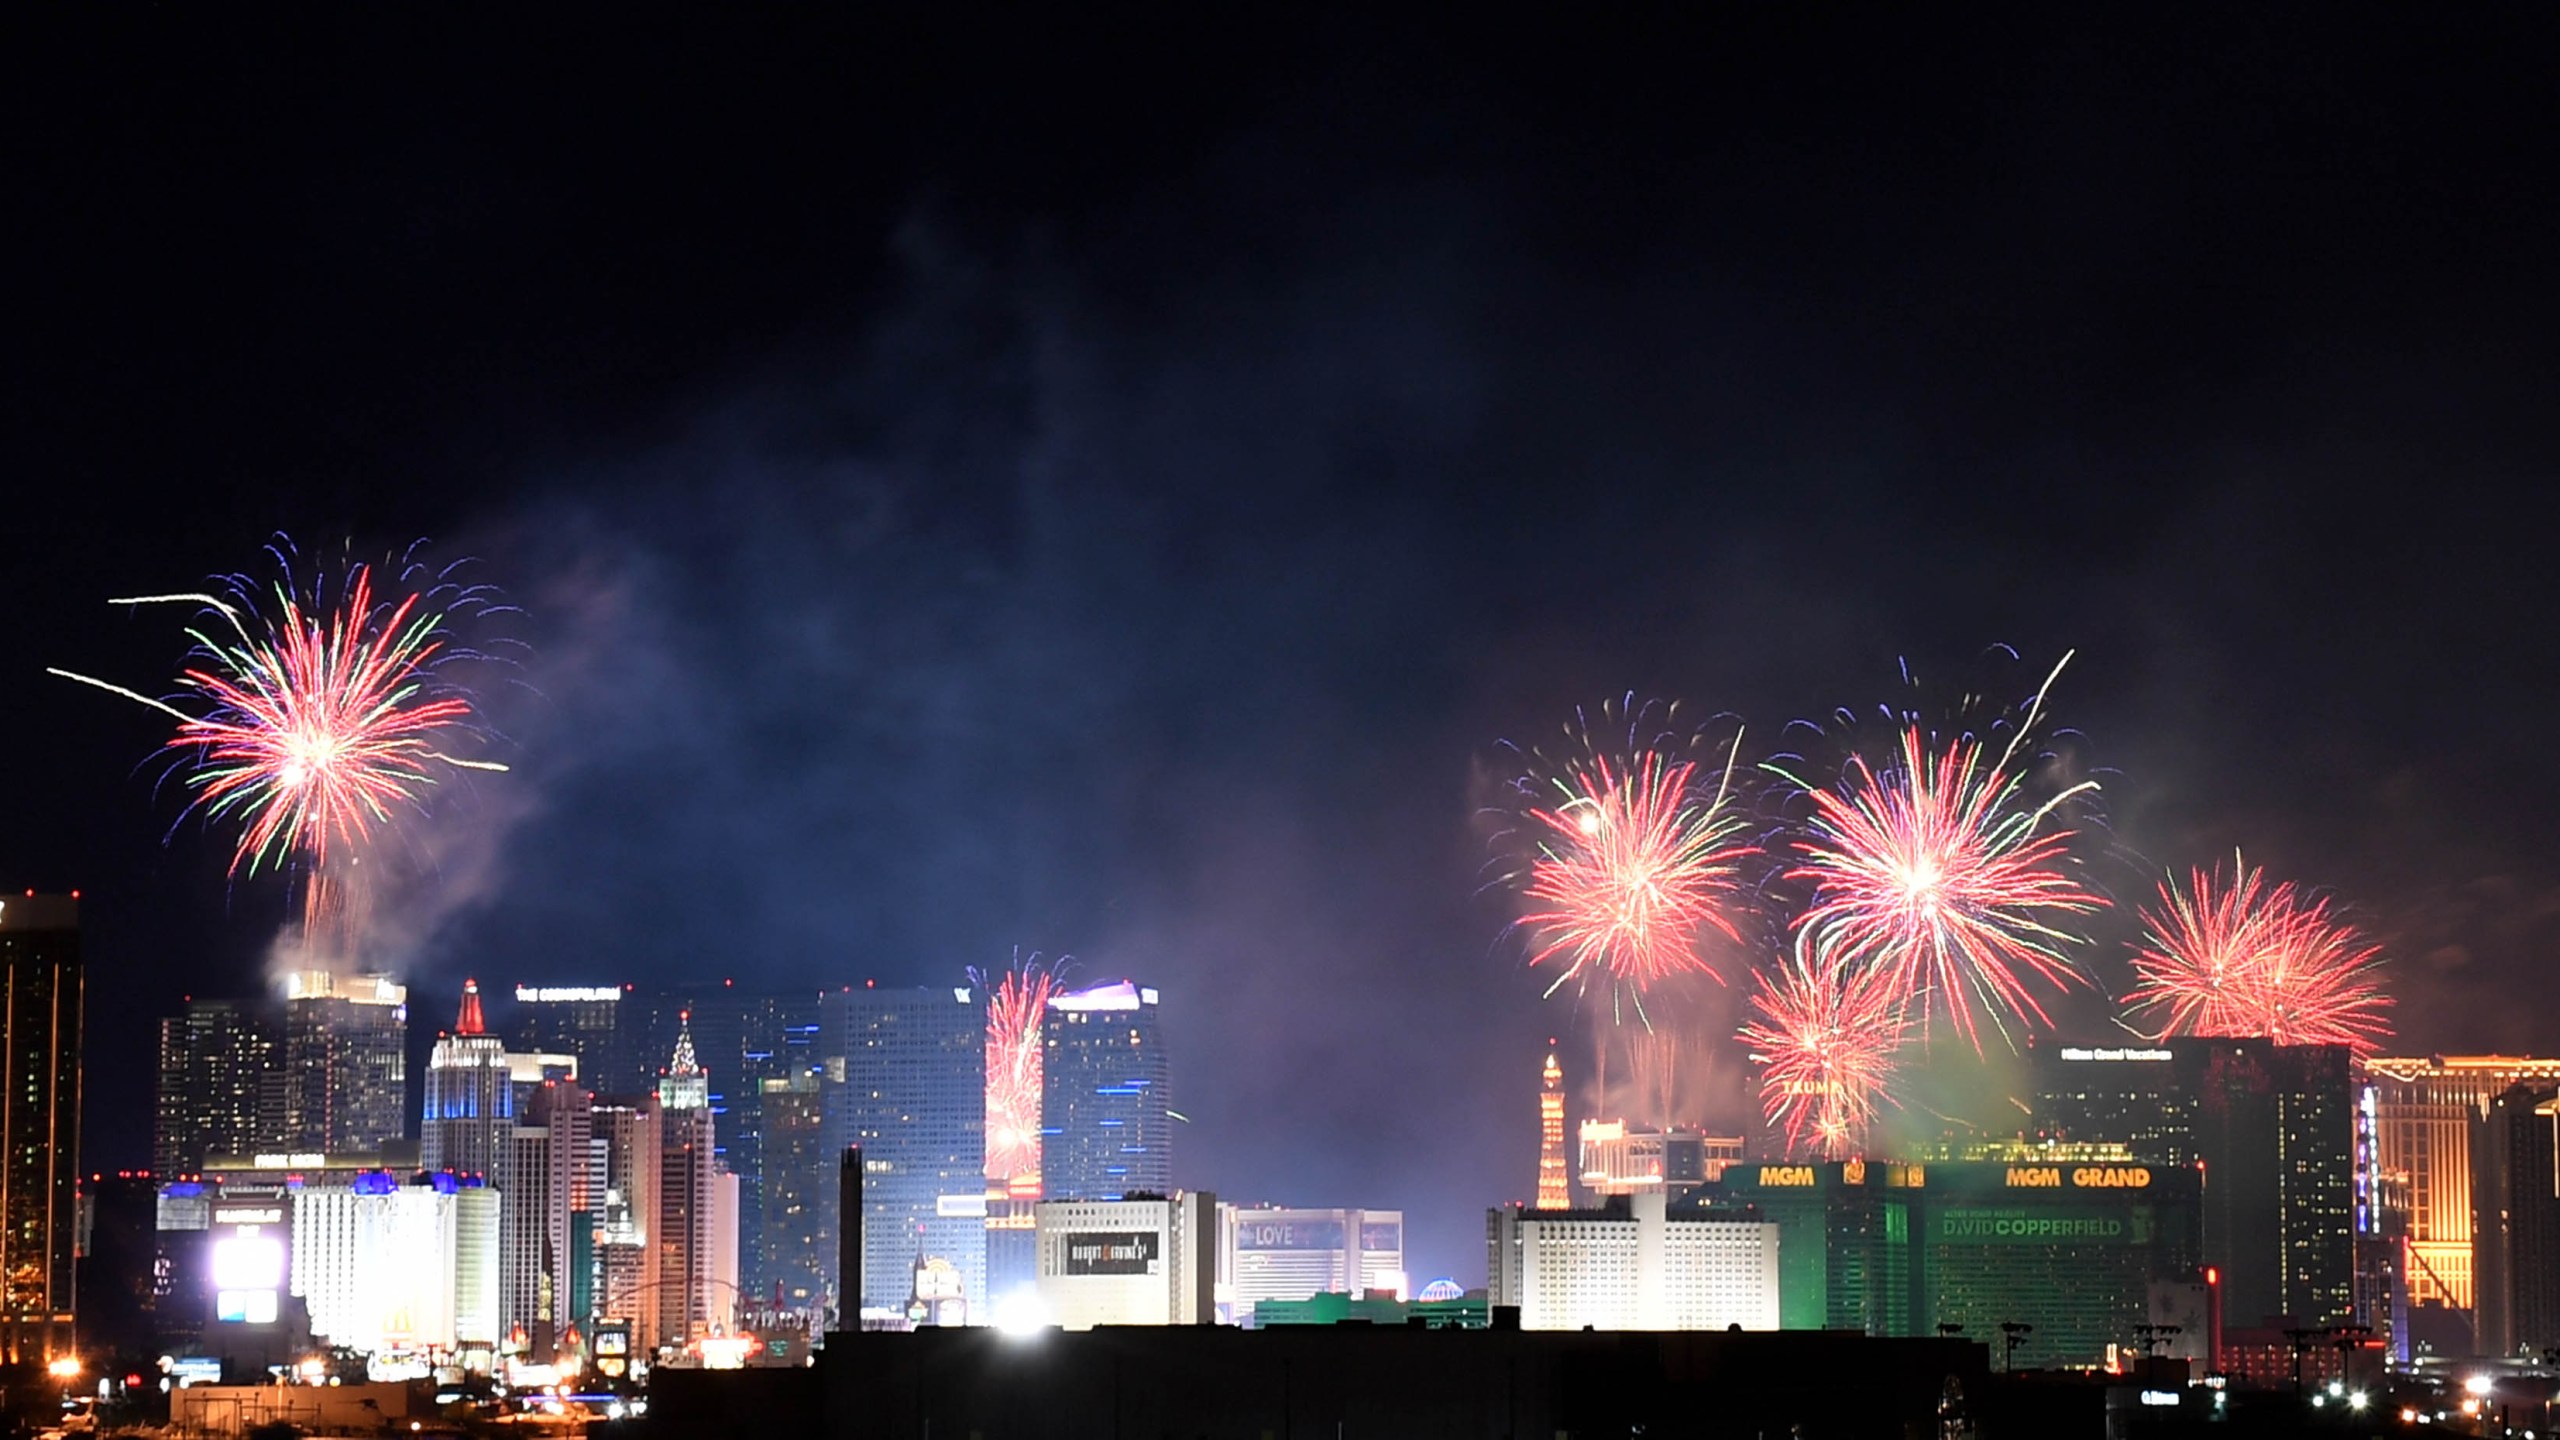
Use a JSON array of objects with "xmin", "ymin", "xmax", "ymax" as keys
[
  {"xmin": 1487, "ymin": 1192, "xmax": 1781, "ymax": 1333},
  {"xmin": 1033, "ymin": 1192, "xmax": 1218, "ymax": 1328},
  {"xmin": 619, "ymin": 985, "xmax": 820, "ymax": 1299},
  {"xmin": 156, "ymin": 997, "xmax": 274, "ymax": 1177},
  {"xmin": 2025, "ymin": 1039, "xmax": 2354, "ymax": 1328},
  {"xmin": 591, "ymin": 1095, "xmax": 663, "ymax": 1354},
  {"xmin": 1220, "ymin": 1206, "xmax": 1405, "ymax": 1323},
  {"xmin": 757, "ymin": 1071, "xmax": 831, "ymax": 1316},
  {"xmin": 274, "ymin": 970, "xmax": 409, "ymax": 1155},
  {"xmin": 290, "ymin": 1171, "xmax": 502, "ymax": 1357},
  {"xmin": 420, "ymin": 981, "xmax": 513, "ymax": 1181},
  {"xmin": 504, "ymin": 985, "xmax": 635, "ymax": 1095},
  {"xmin": 2362, "ymin": 1055, "xmax": 2560, "ymax": 1316},
  {"xmin": 828, "ymin": 986, "xmax": 987, "ymax": 1321},
  {"xmin": 1711, "ymin": 1156, "xmax": 2204, "ymax": 1366},
  {"xmin": 0, "ymin": 894, "xmax": 82, "ymax": 1365},
  {"xmin": 508, "ymin": 1079, "xmax": 594, "ymax": 1357},
  {"xmin": 655, "ymin": 1017, "xmax": 738, "ymax": 1346},
  {"xmin": 2473, "ymin": 1084, "xmax": 2560, "ymax": 1358},
  {"xmin": 1536, "ymin": 1052, "xmax": 1569, "ymax": 1210},
  {"xmin": 1040, "ymin": 981, "xmax": 1166, "ymax": 1203}
]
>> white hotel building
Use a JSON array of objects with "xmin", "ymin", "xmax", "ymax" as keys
[
  {"xmin": 1219, "ymin": 1205, "xmax": 1406, "ymax": 1324},
  {"xmin": 1033, "ymin": 1193, "xmax": 1217, "ymax": 1328},
  {"xmin": 1487, "ymin": 1192, "xmax": 1780, "ymax": 1332}
]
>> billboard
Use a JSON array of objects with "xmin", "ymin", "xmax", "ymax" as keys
[
  {"xmin": 1061, "ymin": 1232, "xmax": 1159, "ymax": 1275},
  {"xmin": 1933, "ymin": 1207, "xmax": 2144, "ymax": 1245},
  {"xmin": 1235, "ymin": 1219, "xmax": 1344, "ymax": 1251}
]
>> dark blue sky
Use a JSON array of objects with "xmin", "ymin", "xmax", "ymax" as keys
[{"xmin": 10, "ymin": 9, "xmax": 2559, "ymax": 1284}]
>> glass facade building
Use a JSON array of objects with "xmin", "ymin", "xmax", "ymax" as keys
[
  {"xmin": 825, "ymin": 986, "xmax": 986, "ymax": 1322},
  {"xmin": 1713, "ymin": 1158, "xmax": 2203, "ymax": 1368},
  {"xmin": 2025, "ymin": 1038, "xmax": 2353, "ymax": 1329},
  {"xmin": 1039, "ymin": 981, "xmax": 1168, "ymax": 1202}
]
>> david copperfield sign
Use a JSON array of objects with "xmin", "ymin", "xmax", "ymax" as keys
[{"xmin": 1062, "ymin": 1232, "xmax": 1160, "ymax": 1275}]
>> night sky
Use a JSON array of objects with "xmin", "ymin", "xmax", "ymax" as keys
[{"xmin": 11, "ymin": 11, "xmax": 2559, "ymax": 1286}]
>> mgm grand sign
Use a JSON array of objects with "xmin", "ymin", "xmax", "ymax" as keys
[{"xmin": 2002, "ymin": 1165, "xmax": 2152, "ymax": 1189}]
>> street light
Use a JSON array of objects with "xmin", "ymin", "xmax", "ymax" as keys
[{"xmin": 46, "ymin": 1356, "xmax": 81, "ymax": 1382}]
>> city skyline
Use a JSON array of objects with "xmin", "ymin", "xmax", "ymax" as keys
[{"xmin": 12, "ymin": 6, "xmax": 2560, "ymax": 1320}]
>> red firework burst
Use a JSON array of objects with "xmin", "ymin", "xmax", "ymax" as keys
[
  {"xmin": 976, "ymin": 958, "xmax": 1062, "ymax": 1191},
  {"xmin": 2126, "ymin": 859, "xmax": 2392, "ymax": 1055},
  {"xmin": 1739, "ymin": 944, "xmax": 1906, "ymax": 1159},
  {"xmin": 1518, "ymin": 747, "xmax": 1756, "ymax": 1004},
  {"xmin": 1786, "ymin": 726, "xmax": 2105, "ymax": 1050}
]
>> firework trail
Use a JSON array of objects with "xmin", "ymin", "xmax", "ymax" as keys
[
  {"xmin": 1739, "ymin": 938, "xmax": 1906, "ymax": 1160},
  {"xmin": 2125, "ymin": 857, "xmax": 2391, "ymax": 1055},
  {"xmin": 1773, "ymin": 654, "xmax": 2106, "ymax": 1052},
  {"xmin": 51, "ymin": 538, "xmax": 508, "ymax": 943},
  {"xmin": 970, "ymin": 953, "xmax": 1069, "ymax": 1194},
  {"xmin": 1496, "ymin": 697, "xmax": 1761, "ymax": 1025}
]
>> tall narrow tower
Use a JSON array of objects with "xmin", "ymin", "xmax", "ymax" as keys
[
  {"xmin": 0, "ymin": 895, "xmax": 81, "ymax": 1365},
  {"xmin": 1536, "ymin": 1049, "xmax": 1570, "ymax": 1210}
]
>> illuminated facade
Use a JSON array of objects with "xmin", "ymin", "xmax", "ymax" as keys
[
  {"xmin": 591, "ymin": 1095, "xmax": 664, "ymax": 1354},
  {"xmin": 1487, "ymin": 1191, "xmax": 1780, "ymax": 1332},
  {"xmin": 421, "ymin": 981, "xmax": 513, "ymax": 1180},
  {"xmin": 0, "ymin": 895, "xmax": 81, "ymax": 1364},
  {"xmin": 1713, "ymin": 1158, "xmax": 2203, "ymax": 1368},
  {"xmin": 829, "ymin": 986, "xmax": 987, "ymax": 1322},
  {"xmin": 156, "ymin": 998, "xmax": 274, "ymax": 1176},
  {"xmin": 1218, "ymin": 1205, "xmax": 1405, "ymax": 1323},
  {"xmin": 1033, "ymin": 1192, "xmax": 1217, "ymax": 1328},
  {"xmin": 290, "ymin": 1173, "xmax": 501, "ymax": 1356},
  {"xmin": 1041, "ymin": 981, "xmax": 1168, "ymax": 1202},
  {"xmin": 1578, "ymin": 1121, "xmax": 1743, "ymax": 1198},
  {"xmin": 274, "ymin": 970, "xmax": 409, "ymax": 1155},
  {"xmin": 504, "ymin": 985, "xmax": 633, "ymax": 1093},
  {"xmin": 2026, "ymin": 1039, "xmax": 2353, "ymax": 1328},
  {"xmin": 2362, "ymin": 1054, "xmax": 2560, "ymax": 1314},
  {"xmin": 656, "ymin": 1017, "xmax": 739, "ymax": 1345},
  {"xmin": 757, "ymin": 1071, "xmax": 832, "ymax": 1314},
  {"xmin": 1536, "ymin": 1052, "xmax": 1569, "ymax": 1210}
]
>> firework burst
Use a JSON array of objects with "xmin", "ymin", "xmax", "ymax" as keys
[
  {"xmin": 1496, "ymin": 699, "xmax": 1760, "ymax": 1020},
  {"xmin": 1774, "ymin": 656, "xmax": 2106, "ymax": 1051},
  {"xmin": 52, "ymin": 538, "xmax": 508, "ymax": 937},
  {"xmin": 970, "ymin": 953, "xmax": 1069, "ymax": 1194},
  {"xmin": 1739, "ymin": 940, "xmax": 1906, "ymax": 1159},
  {"xmin": 2125, "ymin": 857, "xmax": 2391, "ymax": 1055}
]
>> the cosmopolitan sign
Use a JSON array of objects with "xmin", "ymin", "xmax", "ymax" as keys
[
  {"xmin": 516, "ymin": 986, "xmax": 621, "ymax": 1003},
  {"xmin": 1061, "ymin": 1232, "xmax": 1159, "ymax": 1276}
]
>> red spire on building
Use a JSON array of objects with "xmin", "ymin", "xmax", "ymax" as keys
[{"xmin": 456, "ymin": 978, "xmax": 486, "ymax": 1035}]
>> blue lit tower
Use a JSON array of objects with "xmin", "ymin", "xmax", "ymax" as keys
[
  {"xmin": 421, "ymin": 979, "xmax": 513, "ymax": 1179},
  {"xmin": 1039, "ymin": 980, "xmax": 1169, "ymax": 1201},
  {"xmin": 822, "ymin": 985, "xmax": 985, "ymax": 1324}
]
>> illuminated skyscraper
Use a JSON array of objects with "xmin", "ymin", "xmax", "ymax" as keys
[
  {"xmin": 830, "ymin": 985, "xmax": 987, "ymax": 1322},
  {"xmin": 0, "ymin": 894, "xmax": 81, "ymax": 1365},
  {"xmin": 156, "ymin": 998, "xmax": 274, "ymax": 1175},
  {"xmin": 591, "ymin": 1095, "xmax": 663, "ymax": 1354},
  {"xmin": 504, "ymin": 985, "xmax": 634, "ymax": 1094},
  {"xmin": 421, "ymin": 981, "xmax": 513, "ymax": 1180},
  {"xmin": 656, "ymin": 1016, "xmax": 738, "ymax": 1344},
  {"xmin": 1041, "ymin": 981, "xmax": 1166, "ymax": 1204},
  {"xmin": 2362, "ymin": 1054, "xmax": 2560, "ymax": 1316},
  {"xmin": 274, "ymin": 970, "xmax": 409, "ymax": 1155},
  {"xmin": 2027, "ymin": 1038, "xmax": 2354, "ymax": 1328},
  {"xmin": 1536, "ymin": 1051, "xmax": 1570, "ymax": 1210},
  {"xmin": 757, "ymin": 1071, "xmax": 831, "ymax": 1315}
]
